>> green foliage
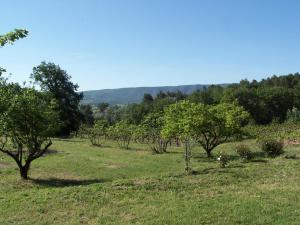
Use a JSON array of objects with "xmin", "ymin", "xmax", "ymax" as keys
[
  {"xmin": 0, "ymin": 85, "xmax": 59, "ymax": 179},
  {"xmin": 88, "ymin": 119, "xmax": 108, "ymax": 146},
  {"xmin": 137, "ymin": 112, "xmax": 169, "ymax": 154},
  {"xmin": 0, "ymin": 29, "xmax": 28, "ymax": 75},
  {"xmin": 108, "ymin": 121, "xmax": 135, "ymax": 149},
  {"xmin": 188, "ymin": 85, "xmax": 224, "ymax": 104},
  {"xmin": 0, "ymin": 29, "xmax": 28, "ymax": 46},
  {"xmin": 31, "ymin": 62, "xmax": 83, "ymax": 136},
  {"xmin": 163, "ymin": 100, "xmax": 249, "ymax": 162},
  {"xmin": 162, "ymin": 100, "xmax": 200, "ymax": 172},
  {"xmin": 235, "ymin": 144, "xmax": 253, "ymax": 161},
  {"xmin": 77, "ymin": 124, "xmax": 90, "ymax": 139},
  {"xmin": 243, "ymin": 123, "xmax": 300, "ymax": 143},
  {"xmin": 286, "ymin": 107, "xmax": 300, "ymax": 123},
  {"xmin": 101, "ymin": 105, "xmax": 124, "ymax": 125},
  {"xmin": 162, "ymin": 100, "xmax": 199, "ymax": 140},
  {"xmin": 221, "ymin": 75, "xmax": 300, "ymax": 124},
  {"xmin": 193, "ymin": 103, "xmax": 249, "ymax": 157},
  {"xmin": 258, "ymin": 138, "xmax": 284, "ymax": 157},
  {"xmin": 98, "ymin": 102, "xmax": 109, "ymax": 113},
  {"xmin": 80, "ymin": 104, "xmax": 94, "ymax": 127}
]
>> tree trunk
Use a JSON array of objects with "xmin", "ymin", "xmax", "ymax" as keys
[
  {"xmin": 19, "ymin": 163, "xmax": 30, "ymax": 180},
  {"xmin": 185, "ymin": 140, "xmax": 192, "ymax": 174},
  {"xmin": 206, "ymin": 149, "xmax": 213, "ymax": 158}
]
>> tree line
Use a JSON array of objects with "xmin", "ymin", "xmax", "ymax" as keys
[{"xmin": 83, "ymin": 73, "xmax": 300, "ymax": 127}]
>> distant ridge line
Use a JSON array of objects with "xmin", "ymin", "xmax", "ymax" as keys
[{"xmin": 81, "ymin": 83, "xmax": 229, "ymax": 105}]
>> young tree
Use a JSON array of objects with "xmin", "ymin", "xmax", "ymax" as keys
[
  {"xmin": 108, "ymin": 121, "xmax": 135, "ymax": 149},
  {"xmin": 0, "ymin": 86, "xmax": 59, "ymax": 179},
  {"xmin": 193, "ymin": 103, "xmax": 249, "ymax": 157},
  {"xmin": 137, "ymin": 112, "xmax": 169, "ymax": 154},
  {"xmin": 88, "ymin": 118, "xmax": 108, "ymax": 146},
  {"xmin": 162, "ymin": 100, "xmax": 199, "ymax": 174},
  {"xmin": 31, "ymin": 62, "xmax": 83, "ymax": 136}
]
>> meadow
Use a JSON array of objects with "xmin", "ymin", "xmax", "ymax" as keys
[{"xmin": 0, "ymin": 138, "xmax": 299, "ymax": 225}]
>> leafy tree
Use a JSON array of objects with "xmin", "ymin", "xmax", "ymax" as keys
[
  {"xmin": 188, "ymin": 85, "xmax": 224, "ymax": 105},
  {"xmin": 31, "ymin": 62, "xmax": 83, "ymax": 136},
  {"xmin": 220, "ymin": 75, "xmax": 300, "ymax": 124},
  {"xmin": 142, "ymin": 93, "xmax": 154, "ymax": 104},
  {"xmin": 108, "ymin": 121, "xmax": 135, "ymax": 149},
  {"xmin": 286, "ymin": 107, "xmax": 300, "ymax": 123},
  {"xmin": 193, "ymin": 103, "xmax": 249, "ymax": 157},
  {"xmin": 0, "ymin": 29, "xmax": 28, "ymax": 75},
  {"xmin": 80, "ymin": 104, "xmax": 94, "ymax": 127},
  {"xmin": 123, "ymin": 103, "xmax": 148, "ymax": 125},
  {"xmin": 137, "ymin": 112, "xmax": 169, "ymax": 154},
  {"xmin": 88, "ymin": 118, "xmax": 108, "ymax": 146},
  {"xmin": 98, "ymin": 102, "xmax": 109, "ymax": 113},
  {"xmin": 103, "ymin": 105, "xmax": 124, "ymax": 125},
  {"xmin": 0, "ymin": 86, "xmax": 59, "ymax": 179},
  {"xmin": 162, "ymin": 100, "xmax": 199, "ymax": 174},
  {"xmin": 77, "ymin": 124, "xmax": 90, "ymax": 139}
]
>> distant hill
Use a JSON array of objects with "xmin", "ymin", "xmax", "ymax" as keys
[{"xmin": 81, "ymin": 84, "xmax": 225, "ymax": 105}]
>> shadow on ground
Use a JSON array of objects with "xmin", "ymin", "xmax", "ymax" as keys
[
  {"xmin": 31, "ymin": 178, "xmax": 106, "ymax": 187},
  {"xmin": 55, "ymin": 138, "xmax": 85, "ymax": 143},
  {"xmin": 43, "ymin": 149, "xmax": 59, "ymax": 156}
]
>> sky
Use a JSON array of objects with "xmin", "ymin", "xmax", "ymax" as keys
[{"xmin": 1, "ymin": 0, "xmax": 300, "ymax": 91}]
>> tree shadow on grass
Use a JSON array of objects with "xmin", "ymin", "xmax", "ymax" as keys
[
  {"xmin": 252, "ymin": 151, "xmax": 266, "ymax": 158},
  {"xmin": 31, "ymin": 178, "xmax": 106, "ymax": 187},
  {"xmin": 251, "ymin": 159, "xmax": 268, "ymax": 163},
  {"xmin": 42, "ymin": 149, "xmax": 59, "ymax": 156},
  {"xmin": 55, "ymin": 138, "xmax": 85, "ymax": 143}
]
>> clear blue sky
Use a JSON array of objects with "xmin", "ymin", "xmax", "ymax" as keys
[{"xmin": 1, "ymin": 0, "xmax": 300, "ymax": 91}]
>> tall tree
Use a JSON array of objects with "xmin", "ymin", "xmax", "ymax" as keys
[{"xmin": 31, "ymin": 62, "xmax": 83, "ymax": 136}]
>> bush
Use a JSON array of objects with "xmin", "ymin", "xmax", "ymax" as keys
[
  {"xmin": 108, "ymin": 121, "xmax": 135, "ymax": 149},
  {"xmin": 259, "ymin": 138, "xmax": 284, "ymax": 157},
  {"xmin": 88, "ymin": 119, "xmax": 108, "ymax": 146},
  {"xmin": 286, "ymin": 107, "xmax": 300, "ymax": 123},
  {"xmin": 236, "ymin": 144, "xmax": 253, "ymax": 161}
]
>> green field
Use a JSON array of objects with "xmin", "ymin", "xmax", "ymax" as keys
[{"xmin": 0, "ymin": 139, "xmax": 299, "ymax": 225}]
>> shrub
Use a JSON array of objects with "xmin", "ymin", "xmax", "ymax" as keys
[
  {"xmin": 108, "ymin": 121, "xmax": 135, "ymax": 149},
  {"xmin": 286, "ymin": 107, "xmax": 300, "ymax": 123},
  {"xmin": 88, "ymin": 119, "xmax": 108, "ymax": 146},
  {"xmin": 236, "ymin": 144, "xmax": 253, "ymax": 161},
  {"xmin": 259, "ymin": 138, "xmax": 284, "ymax": 157}
]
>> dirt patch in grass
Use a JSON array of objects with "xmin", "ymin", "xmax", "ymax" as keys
[
  {"xmin": 0, "ymin": 162, "xmax": 13, "ymax": 169},
  {"xmin": 120, "ymin": 212, "xmax": 137, "ymax": 222},
  {"xmin": 104, "ymin": 163, "xmax": 127, "ymax": 169},
  {"xmin": 133, "ymin": 178, "xmax": 148, "ymax": 186}
]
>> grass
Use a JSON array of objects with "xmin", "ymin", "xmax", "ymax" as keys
[{"xmin": 0, "ymin": 138, "xmax": 299, "ymax": 225}]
